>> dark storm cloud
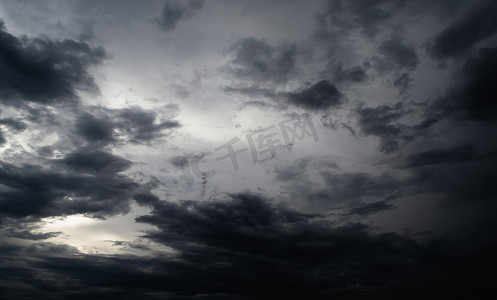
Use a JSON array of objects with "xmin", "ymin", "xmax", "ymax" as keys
[
  {"xmin": 131, "ymin": 194, "xmax": 445, "ymax": 298},
  {"xmin": 393, "ymin": 72, "xmax": 412, "ymax": 94},
  {"xmin": 311, "ymin": 1, "xmax": 411, "ymax": 88},
  {"xmin": 287, "ymin": 80, "xmax": 343, "ymax": 110},
  {"xmin": 75, "ymin": 106, "xmax": 180, "ymax": 145},
  {"xmin": 3, "ymin": 227, "xmax": 60, "ymax": 240},
  {"xmin": 320, "ymin": 172, "xmax": 401, "ymax": 203},
  {"xmin": 369, "ymin": 37, "xmax": 419, "ymax": 93},
  {"xmin": 0, "ymin": 19, "xmax": 107, "ymax": 104},
  {"xmin": 434, "ymin": 47, "xmax": 497, "ymax": 121},
  {"xmin": 169, "ymin": 155, "xmax": 190, "ymax": 169},
  {"xmin": 356, "ymin": 103, "xmax": 410, "ymax": 153},
  {"xmin": 272, "ymin": 158, "xmax": 400, "ymax": 213},
  {"xmin": 404, "ymin": 145, "xmax": 477, "ymax": 168},
  {"xmin": 0, "ymin": 118, "xmax": 27, "ymax": 131},
  {"xmin": 2, "ymin": 2, "xmax": 497, "ymax": 299},
  {"xmin": 153, "ymin": 0, "xmax": 204, "ymax": 32},
  {"xmin": 228, "ymin": 38, "xmax": 297, "ymax": 84},
  {"xmin": 345, "ymin": 198, "xmax": 396, "ymax": 216},
  {"xmin": 354, "ymin": 100, "xmax": 453, "ymax": 154},
  {"xmin": 0, "ymin": 118, "xmax": 24, "ymax": 146},
  {"xmin": 272, "ymin": 145, "xmax": 494, "ymax": 214},
  {"xmin": 288, "ymin": 142, "xmax": 497, "ymax": 209},
  {"xmin": 378, "ymin": 37, "xmax": 418, "ymax": 70},
  {"xmin": 117, "ymin": 107, "xmax": 180, "ymax": 143},
  {"xmin": 428, "ymin": 0, "xmax": 497, "ymax": 59},
  {"xmin": 76, "ymin": 113, "xmax": 115, "ymax": 143},
  {"xmin": 406, "ymin": 155, "xmax": 497, "ymax": 203},
  {"xmin": 1, "ymin": 193, "xmax": 496, "ymax": 299},
  {"xmin": 225, "ymin": 84, "xmax": 344, "ymax": 111},
  {"xmin": 60, "ymin": 148, "xmax": 132, "ymax": 174},
  {"xmin": 0, "ymin": 153, "xmax": 140, "ymax": 221},
  {"xmin": 133, "ymin": 193, "xmax": 160, "ymax": 207}
]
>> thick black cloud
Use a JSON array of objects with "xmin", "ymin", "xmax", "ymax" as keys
[
  {"xmin": 358, "ymin": 46, "xmax": 496, "ymax": 153},
  {"xmin": 117, "ymin": 107, "xmax": 180, "ymax": 142},
  {"xmin": 1, "ymin": 193, "xmax": 496, "ymax": 299},
  {"xmin": 60, "ymin": 148, "xmax": 132, "ymax": 174},
  {"xmin": 345, "ymin": 198, "xmax": 395, "ymax": 216},
  {"xmin": 0, "ymin": 150, "xmax": 140, "ymax": 221},
  {"xmin": 405, "ymin": 152, "xmax": 497, "ymax": 203},
  {"xmin": 228, "ymin": 38, "xmax": 297, "ymax": 84},
  {"xmin": 2, "ymin": 2, "xmax": 497, "ymax": 299},
  {"xmin": 287, "ymin": 80, "xmax": 342, "ymax": 110},
  {"xmin": 2, "ymin": 225, "xmax": 60, "ymax": 240},
  {"xmin": 0, "ymin": 117, "xmax": 28, "ymax": 146},
  {"xmin": 435, "ymin": 47, "xmax": 497, "ymax": 121},
  {"xmin": 356, "ymin": 103, "xmax": 409, "ymax": 153},
  {"xmin": 428, "ymin": 0, "xmax": 497, "ymax": 59},
  {"xmin": 75, "ymin": 106, "xmax": 180, "ymax": 145},
  {"xmin": 76, "ymin": 113, "xmax": 115, "ymax": 143},
  {"xmin": 153, "ymin": 0, "xmax": 204, "ymax": 32},
  {"xmin": 0, "ymin": 19, "xmax": 107, "ymax": 104},
  {"xmin": 368, "ymin": 37, "xmax": 419, "ymax": 93},
  {"xmin": 404, "ymin": 145, "xmax": 476, "ymax": 168},
  {"xmin": 0, "ymin": 118, "xmax": 27, "ymax": 131},
  {"xmin": 378, "ymin": 37, "xmax": 418, "ymax": 70}
]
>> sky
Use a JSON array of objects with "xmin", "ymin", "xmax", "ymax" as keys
[{"xmin": 0, "ymin": 0, "xmax": 496, "ymax": 299}]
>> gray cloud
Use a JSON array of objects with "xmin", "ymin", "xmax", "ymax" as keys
[
  {"xmin": 224, "ymin": 85, "xmax": 276, "ymax": 99},
  {"xmin": 332, "ymin": 64, "xmax": 369, "ymax": 83},
  {"xmin": 378, "ymin": 37, "xmax": 419, "ymax": 70},
  {"xmin": 60, "ymin": 148, "xmax": 132, "ymax": 174},
  {"xmin": 315, "ymin": 0, "xmax": 407, "ymax": 39},
  {"xmin": 117, "ymin": 107, "xmax": 180, "ymax": 143},
  {"xmin": 344, "ymin": 198, "xmax": 396, "ymax": 216},
  {"xmin": 227, "ymin": 38, "xmax": 298, "ymax": 84},
  {"xmin": 153, "ymin": 0, "xmax": 204, "ymax": 32}
]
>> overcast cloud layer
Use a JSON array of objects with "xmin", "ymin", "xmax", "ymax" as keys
[{"xmin": 1, "ymin": 1, "xmax": 497, "ymax": 299}]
